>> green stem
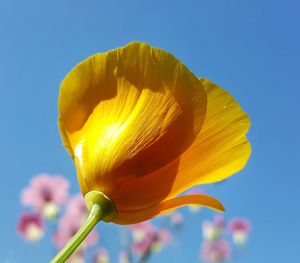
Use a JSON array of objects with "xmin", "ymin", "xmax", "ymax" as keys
[{"xmin": 50, "ymin": 203, "xmax": 103, "ymax": 263}]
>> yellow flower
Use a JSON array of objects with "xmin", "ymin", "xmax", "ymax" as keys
[{"xmin": 58, "ymin": 42, "xmax": 251, "ymax": 225}]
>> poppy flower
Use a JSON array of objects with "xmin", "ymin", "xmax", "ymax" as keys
[{"xmin": 58, "ymin": 42, "xmax": 250, "ymax": 225}]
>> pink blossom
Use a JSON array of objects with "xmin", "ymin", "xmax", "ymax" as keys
[
  {"xmin": 53, "ymin": 194, "xmax": 98, "ymax": 248},
  {"xmin": 200, "ymin": 239, "xmax": 230, "ymax": 263},
  {"xmin": 17, "ymin": 212, "xmax": 44, "ymax": 241},
  {"xmin": 21, "ymin": 174, "xmax": 69, "ymax": 219},
  {"xmin": 93, "ymin": 248, "xmax": 110, "ymax": 263},
  {"xmin": 228, "ymin": 218, "xmax": 251, "ymax": 245}
]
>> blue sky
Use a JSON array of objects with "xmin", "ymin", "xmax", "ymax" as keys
[{"xmin": 0, "ymin": 0, "xmax": 299, "ymax": 262}]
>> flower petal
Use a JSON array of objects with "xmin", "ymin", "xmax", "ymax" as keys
[
  {"xmin": 170, "ymin": 78, "xmax": 251, "ymax": 193},
  {"xmin": 113, "ymin": 194, "xmax": 224, "ymax": 225},
  {"xmin": 111, "ymin": 157, "xmax": 179, "ymax": 210},
  {"xmin": 112, "ymin": 79, "xmax": 250, "ymax": 210},
  {"xmin": 58, "ymin": 42, "xmax": 206, "ymax": 195}
]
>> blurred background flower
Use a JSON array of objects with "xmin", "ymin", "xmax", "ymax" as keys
[
  {"xmin": 228, "ymin": 218, "xmax": 251, "ymax": 246},
  {"xmin": 21, "ymin": 174, "xmax": 69, "ymax": 220},
  {"xmin": 17, "ymin": 212, "xmax": 44, "ymax": 241}
]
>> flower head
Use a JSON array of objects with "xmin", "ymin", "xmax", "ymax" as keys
[
  {"xmin": 58, "ymin": 42, "xmax": 251, "ymax": 224},
  {"xmin": 17, "ymin": 212, "xmax": 44, "ymax": 241},
  {"xmin": 21, "ymin": 173, "xmax": 69, "ymax": 219},
  {"xmin": 228, "ymin": 218, "xmax": 251, "ymax": 245}
]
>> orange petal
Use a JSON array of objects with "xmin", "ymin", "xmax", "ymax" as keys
[
  {"xmin": 113, "ymin": 194, "xmax": 224, "ymax": 225},
  {"xmin": 169, "ymin": 78, "xmax": 251, "ymax": 195},
  {"xmin": 112, "ymin": 157, "xmax": 180, "ymax": 211},
  {"xmin": 58, "ymin": 42, "xmax": 207, "ymax": 195},
  {"xmin": 112, "ymin": 78, "xmax": 250, "ymax": 210}
]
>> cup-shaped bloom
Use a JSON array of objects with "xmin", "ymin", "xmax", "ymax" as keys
[{"xmin": 58, "ymin": 42, "xmax": 251, "ymax": 224}]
